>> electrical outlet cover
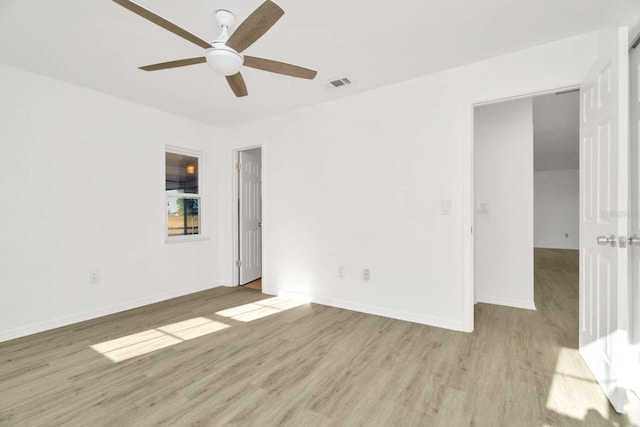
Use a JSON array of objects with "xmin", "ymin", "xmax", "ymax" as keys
[
  {"xmin": 338, "ymin": 266, "xmax": 346, "ymax": 278},
  {"xmin": 90, "ymin": 270, "xmax": 100, "ymax": 284}
]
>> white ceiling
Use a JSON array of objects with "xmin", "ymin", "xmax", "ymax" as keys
[
  {"xmin": 533, "ymin": 91, "xmax": 579, "ymax": 171},
  {"xmin": 0, "ymin": 0, "xmax": 638, "ymax": 127}
]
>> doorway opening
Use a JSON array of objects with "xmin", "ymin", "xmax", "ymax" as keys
[
  {"xmin": 468, "ymin": 28, "xmax": 634, "ymax": 415},
  {"xmin": 471, "ymin": 90, "xmax": 613, "ymax": 419},
  {"xmin": 473, "ymin": 89, "xmax": 579, "ymax": 315},
  {"xmin": 531, "ymin": 90, "xmax": 580, "ymax": 329},
  {"xmin": 234, "ymin": 146, "xmax": 262, "ymax": 291}
]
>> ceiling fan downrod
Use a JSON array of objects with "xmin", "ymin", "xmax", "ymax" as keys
[{"xmin": 206, "ymin": 10, "xmax": 243, "ymax": 77}]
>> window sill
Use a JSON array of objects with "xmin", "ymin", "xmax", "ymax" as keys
[{"xmin": 165, "ymin": 236, "xmax": 210, "ymax": 244}]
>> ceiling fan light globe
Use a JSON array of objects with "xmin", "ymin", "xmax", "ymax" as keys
[{"xmin": 205, "ymin": 47, "xmax": 243, "ymax": 76}]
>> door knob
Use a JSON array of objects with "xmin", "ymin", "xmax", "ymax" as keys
[
  {"xmin": 597, "ymin": 235, "xmax": 617, "ymax": 247},
  {"xmin": 629, "ymin": 235, "xmax": 640, "ymax": 246}
]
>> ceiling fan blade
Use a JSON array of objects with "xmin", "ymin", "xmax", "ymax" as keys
[
  {"xmin": 140, "ymin": 57, "xmax": 206, "ymax": 71},
  {"xmin": 226, "ymin": 73, "xmax": 248, "ymax": 97},
  {"xmin": 243, "ymin": 56, "xmax": 317, "ymax": 80},
  {"xmin": 225, "ymin": 0, "xmax": 284, "ymax": 53},
  {"xmin": 112, "ymin": 0, "xmax": 211, "ymax": 49}
]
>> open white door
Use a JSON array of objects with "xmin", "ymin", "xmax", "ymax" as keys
[
  {"xmin": 629, "ymin": 37, "xmax": 640, "ymax": 396},
  {"xmin": 238, "ymin": 149, "xmax": 262, "ymax": 285},
  {"xmin": 579, "ymin": 27, "xmax": 630, "ymax": 413}
]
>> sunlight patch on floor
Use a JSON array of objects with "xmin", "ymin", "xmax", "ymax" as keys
[
  {"xmin": 157, "ymin": 317, "xmax": 228, "ymax": 340},
  {"xmin": 545, "ymin": 347, "xmax": 611, "ymax": 422},
  {"xmin": 215, "ymin": 297, "xmax": 307, "ymax": 322},
  {"xmin": 90, "ymin": 317, "xmax": 229, "ymax": 362}
]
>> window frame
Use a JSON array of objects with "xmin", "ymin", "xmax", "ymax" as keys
[{"xmin": 165, "ymin": 146, "xmax": 206, "ymax": 243}]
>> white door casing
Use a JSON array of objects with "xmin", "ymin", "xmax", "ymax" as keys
[
  {"xmin": 579, "ymin": 27, "xmax": 630, "ymax": 413},
  {"xmin": 629, "ymin": 38, "xmax": 640, "ymax": 395},
  {"xmin": 239, "ymin": 149, "xmax": 262, "ymax": 285}
]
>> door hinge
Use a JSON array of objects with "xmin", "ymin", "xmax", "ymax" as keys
[
  {"xmin": 236, "ymin": 162, "xmax": 241, "ymax": 170},
  {"xmin": 236, "ymin": 260, "xmax": 242, "ymax": 267}
]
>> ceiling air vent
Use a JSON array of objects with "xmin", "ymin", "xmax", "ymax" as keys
[{"xmin": 326, "ymin": 77, "xmax": 352, "ymax": 88}]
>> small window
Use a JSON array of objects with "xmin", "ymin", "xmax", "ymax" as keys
[{"xmin": 166, "ymin": 149, "xmax": 202, "ymax": 239}]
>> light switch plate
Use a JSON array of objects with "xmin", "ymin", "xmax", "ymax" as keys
[
  {"xmin": 441, "ymin": 200, "xmax": 452, "ymax": 215},
  {"xmin": 475, "ymin": 202, "xmax": 489, "ymax": 214}
]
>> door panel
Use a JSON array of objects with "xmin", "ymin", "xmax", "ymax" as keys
[
  {"xmin": 597, "ymin": 121, "xmax": 613, "ymax": 225},
  {"xmin": 239, "ymin": 149, "xmax": 262, "ymax": 285},
  {"xmin": 579, "ymin": 27, "xmax": 629, "ymax": 413},
  {"xmin": 596, "ymin": 253, "xmax": 612, "ymax": 362},
  {"xmin": 582, "ymin": 131, "xmax": 595, "ymax": 222}
]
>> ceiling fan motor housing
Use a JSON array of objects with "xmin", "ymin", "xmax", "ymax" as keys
[
  {"xmin": 206, "ymin": 42, "xmax": 244, "ymax": 76},
  {"xmin": 214, "ymin": 9, "xmax": 236, "ymax": 29}
]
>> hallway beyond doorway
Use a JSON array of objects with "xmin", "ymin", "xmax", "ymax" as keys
[{"xmin": 244, "ymin": 278, "xmax": 262, "ymax": 291}]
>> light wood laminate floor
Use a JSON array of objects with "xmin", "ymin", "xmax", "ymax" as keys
[
  {"xmin": 0, "ymin": 249, "xmax": 636, "ymax": 426},
  {"xmin": 243, "ymin": 278, "xmax": 262, "ymax": 291}
]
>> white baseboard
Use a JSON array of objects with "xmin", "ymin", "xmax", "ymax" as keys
[
  {"xmin": 476, "ymin": 295, "xmax": 536, "ymax": 311},
  {"xmin": 534, "ymin": 245, "xmax": 579, "ymax": 250},
  {"xmin": 0, "ymin": 282, "xmax": 224, "ymax": 343},
  {"xmin": 276, "ymin": 289, "xmax": 466, "ymax": 332}
]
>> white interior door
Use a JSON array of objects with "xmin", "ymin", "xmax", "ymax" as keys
[
  {"xmin": 629, "ymin": 38, "xmax": 640, "ymax": 395},
  {"xmin": 239, "ymin": 149, "xmax": 262, "ymax": 285},
  {"xmin": 579, "ymin": 27, "xmax": 629, "ymax": 413}
]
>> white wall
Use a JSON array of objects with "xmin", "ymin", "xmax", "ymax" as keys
[
  {"xmin": 534, "ymin": 170, "xmax": 579, "ymax": 249},
  {"xmin": 474, "ymin": 99, "xmax": 535, "ymax": 310},
  {"xmin": 0, "ymin": 64, "xmax": 227, "ymax": 342},
  {"xmin": 532, "ymin": 91, "xmax": 580, "ymax": 171},
  {"xmin": 0, "ymin": 31, "xmax": 600, "ymax": 340},
  {"xmin": 222, "ymin": 33, "xmax": 598, "ymax": 331}
]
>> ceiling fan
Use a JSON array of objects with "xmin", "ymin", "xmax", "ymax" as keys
[{"xmin": 112, "ymin": 0, "xmax": 317, "ymax": 97}]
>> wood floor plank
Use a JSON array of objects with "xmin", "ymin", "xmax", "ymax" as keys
[{"xmin": 0, "ymin": 248, "xmax": 637, "ymax": 425}]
